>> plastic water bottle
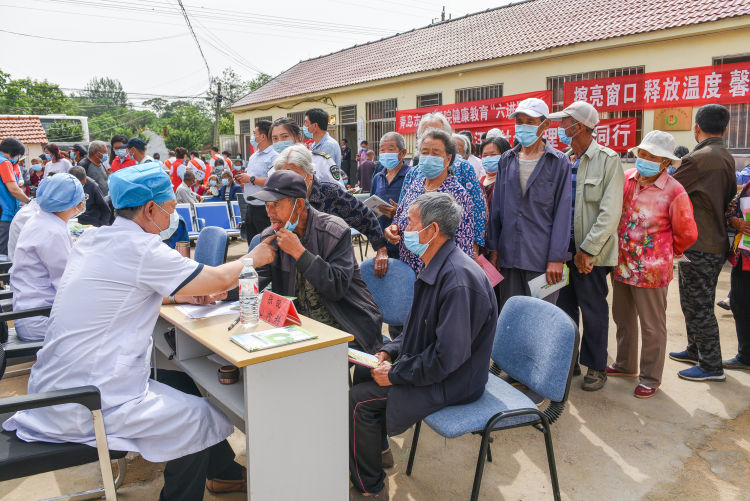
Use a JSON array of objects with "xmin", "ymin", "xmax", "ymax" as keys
[{"xmin": 239, "ymin": 258, "xmax": 259, "ymax": 327}]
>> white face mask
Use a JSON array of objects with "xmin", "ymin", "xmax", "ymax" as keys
[{"xmin": 154, "ymin": 203, "xmax": 180, "ymax": 240}]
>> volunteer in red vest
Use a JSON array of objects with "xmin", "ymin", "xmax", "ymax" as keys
[
  {"xmin": 110, "ymin": 135, "xmax": 137, "ymax": 173},
  {"xmin": 189, "ymin": 151, "xmax": 208, "ymax": 187},
  {"xmin": 0, "ymin": 137, "xmax": 31, "ymax": 254},
  {"xmin": 209, "ymin": 146, "xmax": 222, "ymax": 171},
  {"xmin": 169, "ymin": 147, "xmax": 188, "ymax": 192}
]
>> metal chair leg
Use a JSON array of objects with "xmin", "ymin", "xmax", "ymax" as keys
[
  {"xmin": 405, "ymin": 421, "xmax": 421, "ymax": 476},
  {"xmin": 470, "ymin": 430, "xmax": 492, "ymax": 501},
  {"xmin": 91, "ymin": 409, "xmax": 117, "ymax": 501},
  {"xmin": 486, "ymin": 441, "xmax": 493, "ymax": 463},
  {"xmin": 542, "ymin": 420, "xmax": 562, "ymax": 501}
]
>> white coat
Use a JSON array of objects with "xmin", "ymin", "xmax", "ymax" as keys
[
  {"xmin": 8, "ymin": 200, "xmax": 41, "ymax": 261},
  {"xmin": 10, "ymin": 210, "xmax": 72, "ymax": 341},
  {"xmin": 3, "ymin": 217, "xmax": 233, "ymax": 462}
]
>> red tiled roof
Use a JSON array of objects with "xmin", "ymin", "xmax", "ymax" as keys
[
  {"xmin": 231, "ymin": 0, "xmax": 750, "ymax": 108},
  {"xmin": 0, "ymin": 116, "xmax": 48, "ymax": 144}
]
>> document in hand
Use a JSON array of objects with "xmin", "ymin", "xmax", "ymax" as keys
[
  {"xmin": 740, "ymin": 198, "xmax": 750, "ymax": 251},
  {"xmin": 348, "ymin": 348, "xmax": 379, "ymax": 369},
  {"xmin": 528, "ymin": 264, "xmax": 570, "ymax": 299},
  {"xmin": 231, "ymin": 326, "xmax": 317, "ymax": 352},
  {"xmin": 362, "ymin": 194, "xmax": 389, "ymax": 217},
  {"xmin": 476, "ymin": 255, "xmax": 504, "ymax": 287}
]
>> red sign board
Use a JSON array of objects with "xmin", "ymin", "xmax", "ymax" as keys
[
  {"xmin": 396, "ymin": 90, "xmax": 552, "ymax": 134},
  {"xmin": 259, "ymin": 290, "xmax": 301, "ymax": 328},
  {"xmin": 563, "ymin": 62, "xmax": 750, "ymax": 112}
]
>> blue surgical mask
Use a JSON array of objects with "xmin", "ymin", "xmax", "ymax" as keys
[
  {"xmin": 209, "ymin": 180, "xmax": 217, "ymax": 187},
  {"xmin": 418, "ymin": 155, "xmax": 446, "ymax": 179},
  {"xmin": 403, "ymin": 225, "xmax": 435, "ymax": 257},
  {"xmin": 101, "ymin": 153, "xmax": 108, "ymax": 163},
  {"xmin": 43, "ymin": 154, "xmax": 51, "ymax": 161},
  {"xmin": 69, "ymin": 151, "xmax": 76, "ymax": 160},
  {"xmin": 32, "ymin": 163, "xmax": 42, "ymax": 172},
  {"xmin": 302, "ymin": 126, "xmax": 313, "ymax": 139},
  {"xmin": 115, "ymin": 148, "xmax": 127, "ymax": 159},
  {"xmin": 481, "ymin": 155, "xmax": 501, "ymax": 173},
  {"xmin": 514, "ymin": 124, "xmax": 541, "ymax": 147},
  {"xmin": 635, "ymin": 157, "xmax": 663, "ymax": 178},
  {"xmin": 455, "ymin": 154, "xmax": 463, "ymax": 163},
  {"xmin": 273, "ymin": 140, "xmax": 294, "ymax": 153},
  {"xmin": 221, "ymin": 178, "xmax": 229, "ymax": 186},
  {"xmin": 379, "ymin": 152, "xmax": 400, "ymax": 170},
  {"xmin": 557, "ymin": 123, "xmax": 578, "ymax": 146},
  {"xmin": 250, "ymin": 135, "xmax": 258, "ymax": 148},
  {"xmin": 284, "ymin": 199, "xmax": 299, "ymax": 232}
]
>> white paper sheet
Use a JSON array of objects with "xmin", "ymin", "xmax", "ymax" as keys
[
  {"xmin": 176, "ymin": 301, "xmax": 237, "ymax": 319},
  {"xmin": 528, "ymin": 264, "xmax": 570, "ymax": 299}
]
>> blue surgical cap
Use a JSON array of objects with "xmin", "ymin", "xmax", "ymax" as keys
[
  {"xmin": 109, "ymin": 161, "xmax": 175, "ymax": 209},
  {"xmin": 36, "ymin": 173, "xmax": 85, "ymax": 213}
]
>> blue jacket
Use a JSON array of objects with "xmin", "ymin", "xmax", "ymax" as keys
[
  {"xmin": 218, "ymin": 183, "xmax": 243, "ymax": 202},
  {"xmin": 382, "ymin": 242, "xmax": 498, "ymax": 436},
  {"xmin": 487, "ymin": 141, "xmax": 572, "ymax": 273}
]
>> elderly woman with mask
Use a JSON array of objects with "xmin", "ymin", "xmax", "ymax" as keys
[
  {"xmin": 371, "ymin": 132, "xmax": 411, "ymax": 259},
  {"xmin": 10, "ymin": 173, "xmax": 87, "ymax": 341},
  {"xmin": 607, "ymin": 131, "xmax": 698, "ymax": 399},
  {"xmin": 385, "ymin": 128, "xmax": 475, "ymax": 273},
  {"xmin": 401, "ymin": 113, "xmax": 486, "ymax": 256}
]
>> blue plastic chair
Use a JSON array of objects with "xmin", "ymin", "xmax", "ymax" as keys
[
  {"xmin": 405, "ymin": 296, "xmax": 579, "ymax": 501},
  {"xmin": 359, "ymin": 258, "xmax": 416, "ymax": 326},
  {"xmin": 175, "ymin": 204, "xmax": 199, "ymax": 240},
  {"xmin": 194, "ymin": 202, "xmax": 240, "ymax": 238},
  {"xmin": 193, "ymin": 226, "xmax": 228, "ymax": 267}
]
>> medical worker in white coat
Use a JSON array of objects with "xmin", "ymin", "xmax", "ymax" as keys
[
  {"xmin": 3, "ymin": 162, "xmax": 278, "ymax": 501},
  {"xmin": 10, "ymin": 173, "xmax": 85, "ymax": 341}
]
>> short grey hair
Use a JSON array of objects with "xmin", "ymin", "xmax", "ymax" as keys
[
  {"xmin": 417, "ymin": 112, "xmax": 452, "ymax": 137},
  {"xmin": 379, "ymin": 131, "xmax": 405, "ymax": 151},
  {"xmin": 452, "ymin": 133, "xmax": 470, "ymax": 156},
  {"xmin": 273, "ymin": 143, "xmax": 314, "ymax": 176},
  {"xmin": 88, "ymin": 140, "xmax": 107, "ymax": 156},
  {"xmin": 417, "ymin": 128, "xmax": 456, "ymax": 164},
  {"xmin": 411, "ymin": 192, "xmax": 463, "ymax": 240}
]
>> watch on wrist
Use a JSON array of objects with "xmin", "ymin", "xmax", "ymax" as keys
[{"xmin": 250, "ymin": 176, "xmax": 256, "ymax": 185}]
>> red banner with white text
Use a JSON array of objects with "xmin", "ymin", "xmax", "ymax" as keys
[
  {"xmin": 460, "ymin": 117, "xmax": 636, "ymax": 153},
  {"xmin": 396, "ymin": 90, "xmax": 552, "ymax": 133},
  {"xmin": 563, "ymin": 62, "xmax": 750, "ymax": 112}
]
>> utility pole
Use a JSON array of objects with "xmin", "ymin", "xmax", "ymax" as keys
[
  {"xmin": 441, "ymin": 6, "xmax": 445, "ymax": 21},
  {"xmin": 213, "ymin": 81, "xmax": 222, "ymax": 147}
]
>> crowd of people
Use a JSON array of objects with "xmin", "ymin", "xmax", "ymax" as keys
[{"xmin": 0, "ymin": 100, "xmax": 747, "ymax": 500}]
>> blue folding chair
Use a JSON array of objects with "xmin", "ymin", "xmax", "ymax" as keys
[
  {"xmin": 405, "ymin": 296, "xmax": 579, "ymax": 501},
  {"xmin": 359, "ymin": 258, "xmax": 416, "ymax": 327},
  {"xmin": 193, "ymin": 226, "xmax": 229, "ymax": 267},
  {"xmin": 230, "ymin": 200, "xmax": 243, "ymax": 227},
  {"xmin": 175, "ymin": 204, "xmax": 199, "ymax": 241},
  {"xmin": 194, "ymin": 202, "xmax": 240, "ymax": 238}
]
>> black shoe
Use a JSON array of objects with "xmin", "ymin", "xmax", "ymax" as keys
[
  {"xmin": 573, "ymin": 363, "xmax": 581, "ymax": 376},
  {"xmin": 717, "ymin": 299, "xmax": 731, "ymax": 311},
  {"xmin": 381, "ymin": 449, "xmax": 394, "ymax": 469}
]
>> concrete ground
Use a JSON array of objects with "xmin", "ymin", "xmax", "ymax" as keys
[{"xmin": 1, "ymin": 239, "xmax": 749, "ymax": 500}]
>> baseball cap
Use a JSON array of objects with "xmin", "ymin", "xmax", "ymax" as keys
[
  {"xmin": 249, "ymin": 170, "xmax": 307, "ymax": 202},
  {"xmin": 548, "ymin": 101, "xmax": 600, "ymax": 128},
  {"xmin": 509, "ymin": 98, "xmax": 550, "ymax": 119},
  {"xmin": 127, "ymin": 137, "xmax": 147, "ymax": 151}
]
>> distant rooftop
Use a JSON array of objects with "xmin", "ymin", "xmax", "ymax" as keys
[{"xmin": 0, "ymin": 115, "xmax": 48, "ymax": 144}]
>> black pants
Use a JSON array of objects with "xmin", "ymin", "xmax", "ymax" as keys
[
  {"xmin": 557, "ymin": 263, "xmax": 611, "ymax": 371},
  {"xmin": 730, "ymin": 257, "xmax": 750, "ymax": 365},
  {"xmin": 154, "ymin": 370, "xmax": 243, "ymax": 501},
  {"xmin": 244, "ymin": 204, "xmax": 270, "ymax": 243},
  {"xmin": 350, "ymin": 368, "xmax": 389, "ymax": 495},
  {"xmin": 678, "ymin": 250, "xmax": 726, "ymax": 372},
  {"xmin": 0, "ymin": 220, "xmax": 9, "ymax": 255}
]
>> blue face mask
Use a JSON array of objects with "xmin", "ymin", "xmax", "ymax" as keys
[
  {"xmin": 69, "ymin": 151, "xmax": 76, "ymax": 160},
  {"xmin": 418, "ymin": 155, "xmax": 446, "ymax": 179},
  {"xmin": 379, "ymin": 152, "xmax": 400, "ymax": 170},
  {"xmin": 514, "ymin": 124, "xmax": 541, "ymax": 147},
  {"xmin": 209, "ymin": 180, "xmax": 217, "ymax": 187},
  {"xmin": 481, "ymin": 155, "xmax": 501, "ymax": 173},
  {"xmin": 302, "ymin": 126, "xmax": 314, "ymax": 139},
  {"xmin": 403, "ymin": 225, "xmax": 435, "ymax": 257},
  {"xmin": 32, "ymin": 163, "xmax": 42, "ymax": 171},
  {"xmin": 455, "ymin": 154, "xmax": 463, "ymax": 163},
  {"xmin": 250, "ymin": 135, "xmax": 258, "ymax": 148},
  {"xmin": 273, "ymin": 140, "xmax": 294, "ymax": 153},
  {"xmin": 101, "ymin": 153, "xmax": 108, "ymax": 163},
  {"xmin": 221, "ymin": 178, "xmax": 229, "ymax": 186},
  {"xmin": 284, "ymin": 199, "xmax": 299, "ymax": 231},
  {"xmin": 43, "ymin": 154, "xmax": 51, "ymax": 161},
  {"xmin": 115, "ymin": 148, "xmax": 127, "ymax": 159},
  {"xmin": 635, "ymin": 157, "xmax": 663, "ymax": 178}
]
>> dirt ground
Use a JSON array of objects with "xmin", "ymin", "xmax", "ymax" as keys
[{"xmin": 1, "ymin": 241, "xmax": 748, "ymax": 500}]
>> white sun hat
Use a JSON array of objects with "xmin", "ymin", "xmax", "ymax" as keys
[
  {"xmin": 629, "ymin": 130, "xmax": 681, "ymax": 167},
  {"xmin": 509, "ymin": 98, "xmax": 550, "ymax": 119},
  {"xmin": 548, "ymin": 101, "xmax": 600, "ymax": 128}
]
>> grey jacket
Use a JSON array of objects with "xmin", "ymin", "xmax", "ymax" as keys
[
  {"xmin": 573, "ymin": 141, "xmax": 624, "ymax": 267},
  {"xmin": 258, "ymin": 208, "xmax": 383, "ymax": 354}
]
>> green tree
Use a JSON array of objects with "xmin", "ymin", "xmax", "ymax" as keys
[
  {"xmin": 142, "ymin": 97, "xmax": 169, "ymax": 115},
  {"xmin": 88, "ymin": 108, "xmax": 157, "ymax": 142},
  {"xmin": 78, "ymin": 77, "xmax": 128, "ymax": 114},
  {"xmin": 47, "ymin": 120, "xmax": 84, "ymax": 142},
  {"xmin": 157, "ymin": 100, "xmax": 213, "ymax": 150},
  {"xmin": 0, "ymin": 69, "xmax": 75, "ymax": 115},
  {"xmin": 206, "ymin": 68, "xmax": 272, "ymax": 135}
]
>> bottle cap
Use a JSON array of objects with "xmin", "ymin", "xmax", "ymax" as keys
[{"xmin": 242, "ymin": 257, "xmax": 254, "ymax": 267}]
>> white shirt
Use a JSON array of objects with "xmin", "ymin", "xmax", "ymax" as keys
[
  {"xmin": 44, "ymin": 158, "xmax": 72, "ymax": 176},
  {"xmin": 8, "ymin": 200, "xmax": 41, "ymax": 261},
  {"xmin": 467, "ymin": 155, "xmax": 486, "ymax": 179},
  {"xmin": 10, "ymin": 210, "xmax": 73, "ymax": 341},
  {"xmin": 244, "ymin": 146, "xmax": 279, "ymax": 206},
  {"xmin": 312, "ymin": 151, "xmax": 345, "ymax": 187},
  {"xmin": 3, "ymin": 218, "xmax": 233, "ymax": 461}
]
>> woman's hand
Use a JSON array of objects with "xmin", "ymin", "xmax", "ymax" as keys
[{"xmin": 384, "ymin": 224, "xmax": 400, "ymax": 245}]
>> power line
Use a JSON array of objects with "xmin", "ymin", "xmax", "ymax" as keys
[
  {"xmin": 0, "ymin": 28, "xmax": 185, "ymax": 44},
  {"xmin": 175, "ymin": 0, "xmax": 211, "ymax": 85}
]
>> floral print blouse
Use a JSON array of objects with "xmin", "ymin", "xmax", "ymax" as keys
[{"xmin": 614, "ymin": 168, "xmax": 698, "ymax": 288}]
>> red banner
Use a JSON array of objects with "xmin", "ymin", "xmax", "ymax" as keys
[
  {"xmin": 563, "ymin": 62, "xmax": 750, "ymax": 112},
  {"xmin": 460, "ymin": 117, "xmax": 636, "ymax": 153},
  {"xmin": 396, "ymin": 90, "xmax": 552, "ymax": 133}
]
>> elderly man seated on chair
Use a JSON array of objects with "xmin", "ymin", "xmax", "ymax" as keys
[
  {"xmin": 349, "ymin": 192, "xmax": 498, "ymax": 500},
  {"xmin": 250, "ymin": 168, "xmax": 383, "ymax": 355}
]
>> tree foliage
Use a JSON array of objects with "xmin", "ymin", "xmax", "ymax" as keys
[
  {"xmin": 78, "ymin": 77, "xmax": 128, "ymax": 113},
  {"xmin": 47, "ymin": 120, "xmax": 84, "ymax": 142},
  {"xmin": 0, "ymin": 69, "xmax": 75, "ymax": 115}
]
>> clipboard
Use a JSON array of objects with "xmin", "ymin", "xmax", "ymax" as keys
[{"xmin": 259, "ymin": 290, "xmax": 301, "ymax": 327}]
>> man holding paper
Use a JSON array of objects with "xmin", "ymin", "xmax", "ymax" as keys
[
  {"xmin": 724, "ymin": 181, "xmax": 750, "ymax": 372},
  {"xmin": 349, "ymin": 192, "xmax": 498, "ymax": 500}
]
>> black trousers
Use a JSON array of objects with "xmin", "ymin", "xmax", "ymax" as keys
[
  {"xmin": 557, "ymin": 263, "xmax": 611, "ymax": 371},
  {"xmin": 154, "ymin": 370, "xmax": 243, "ymax": 501},
  {"xmin": 730, "ymin": 256, "xmax": 750, "ymax": 365},
  {"xmin": 350, "ymin": 367, "xmax": 389, "ymax": 495},
  {"xmin": 0, "ymin": 220, "xmax": 9, "ymax": 255},
  {"xmin": 679, "ymin": 250, "xmax": 726, "ymax": 372},
  {"xmin": 244, "ymin": 204, "xmax": 270, "ymax": 243}
]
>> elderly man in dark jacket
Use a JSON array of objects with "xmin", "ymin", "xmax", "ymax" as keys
[
  {"xmin": 349, "ymin": 192, "xmax": 498, "ymax": 500},
  {"xmin": 251, "ymin": 169, "xmax": 382, "ymax": 354}
]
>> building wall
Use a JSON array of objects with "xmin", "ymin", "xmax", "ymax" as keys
[{"xmin": 233, "ymin": 20, "xmax": 750, "ymax": 155}]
